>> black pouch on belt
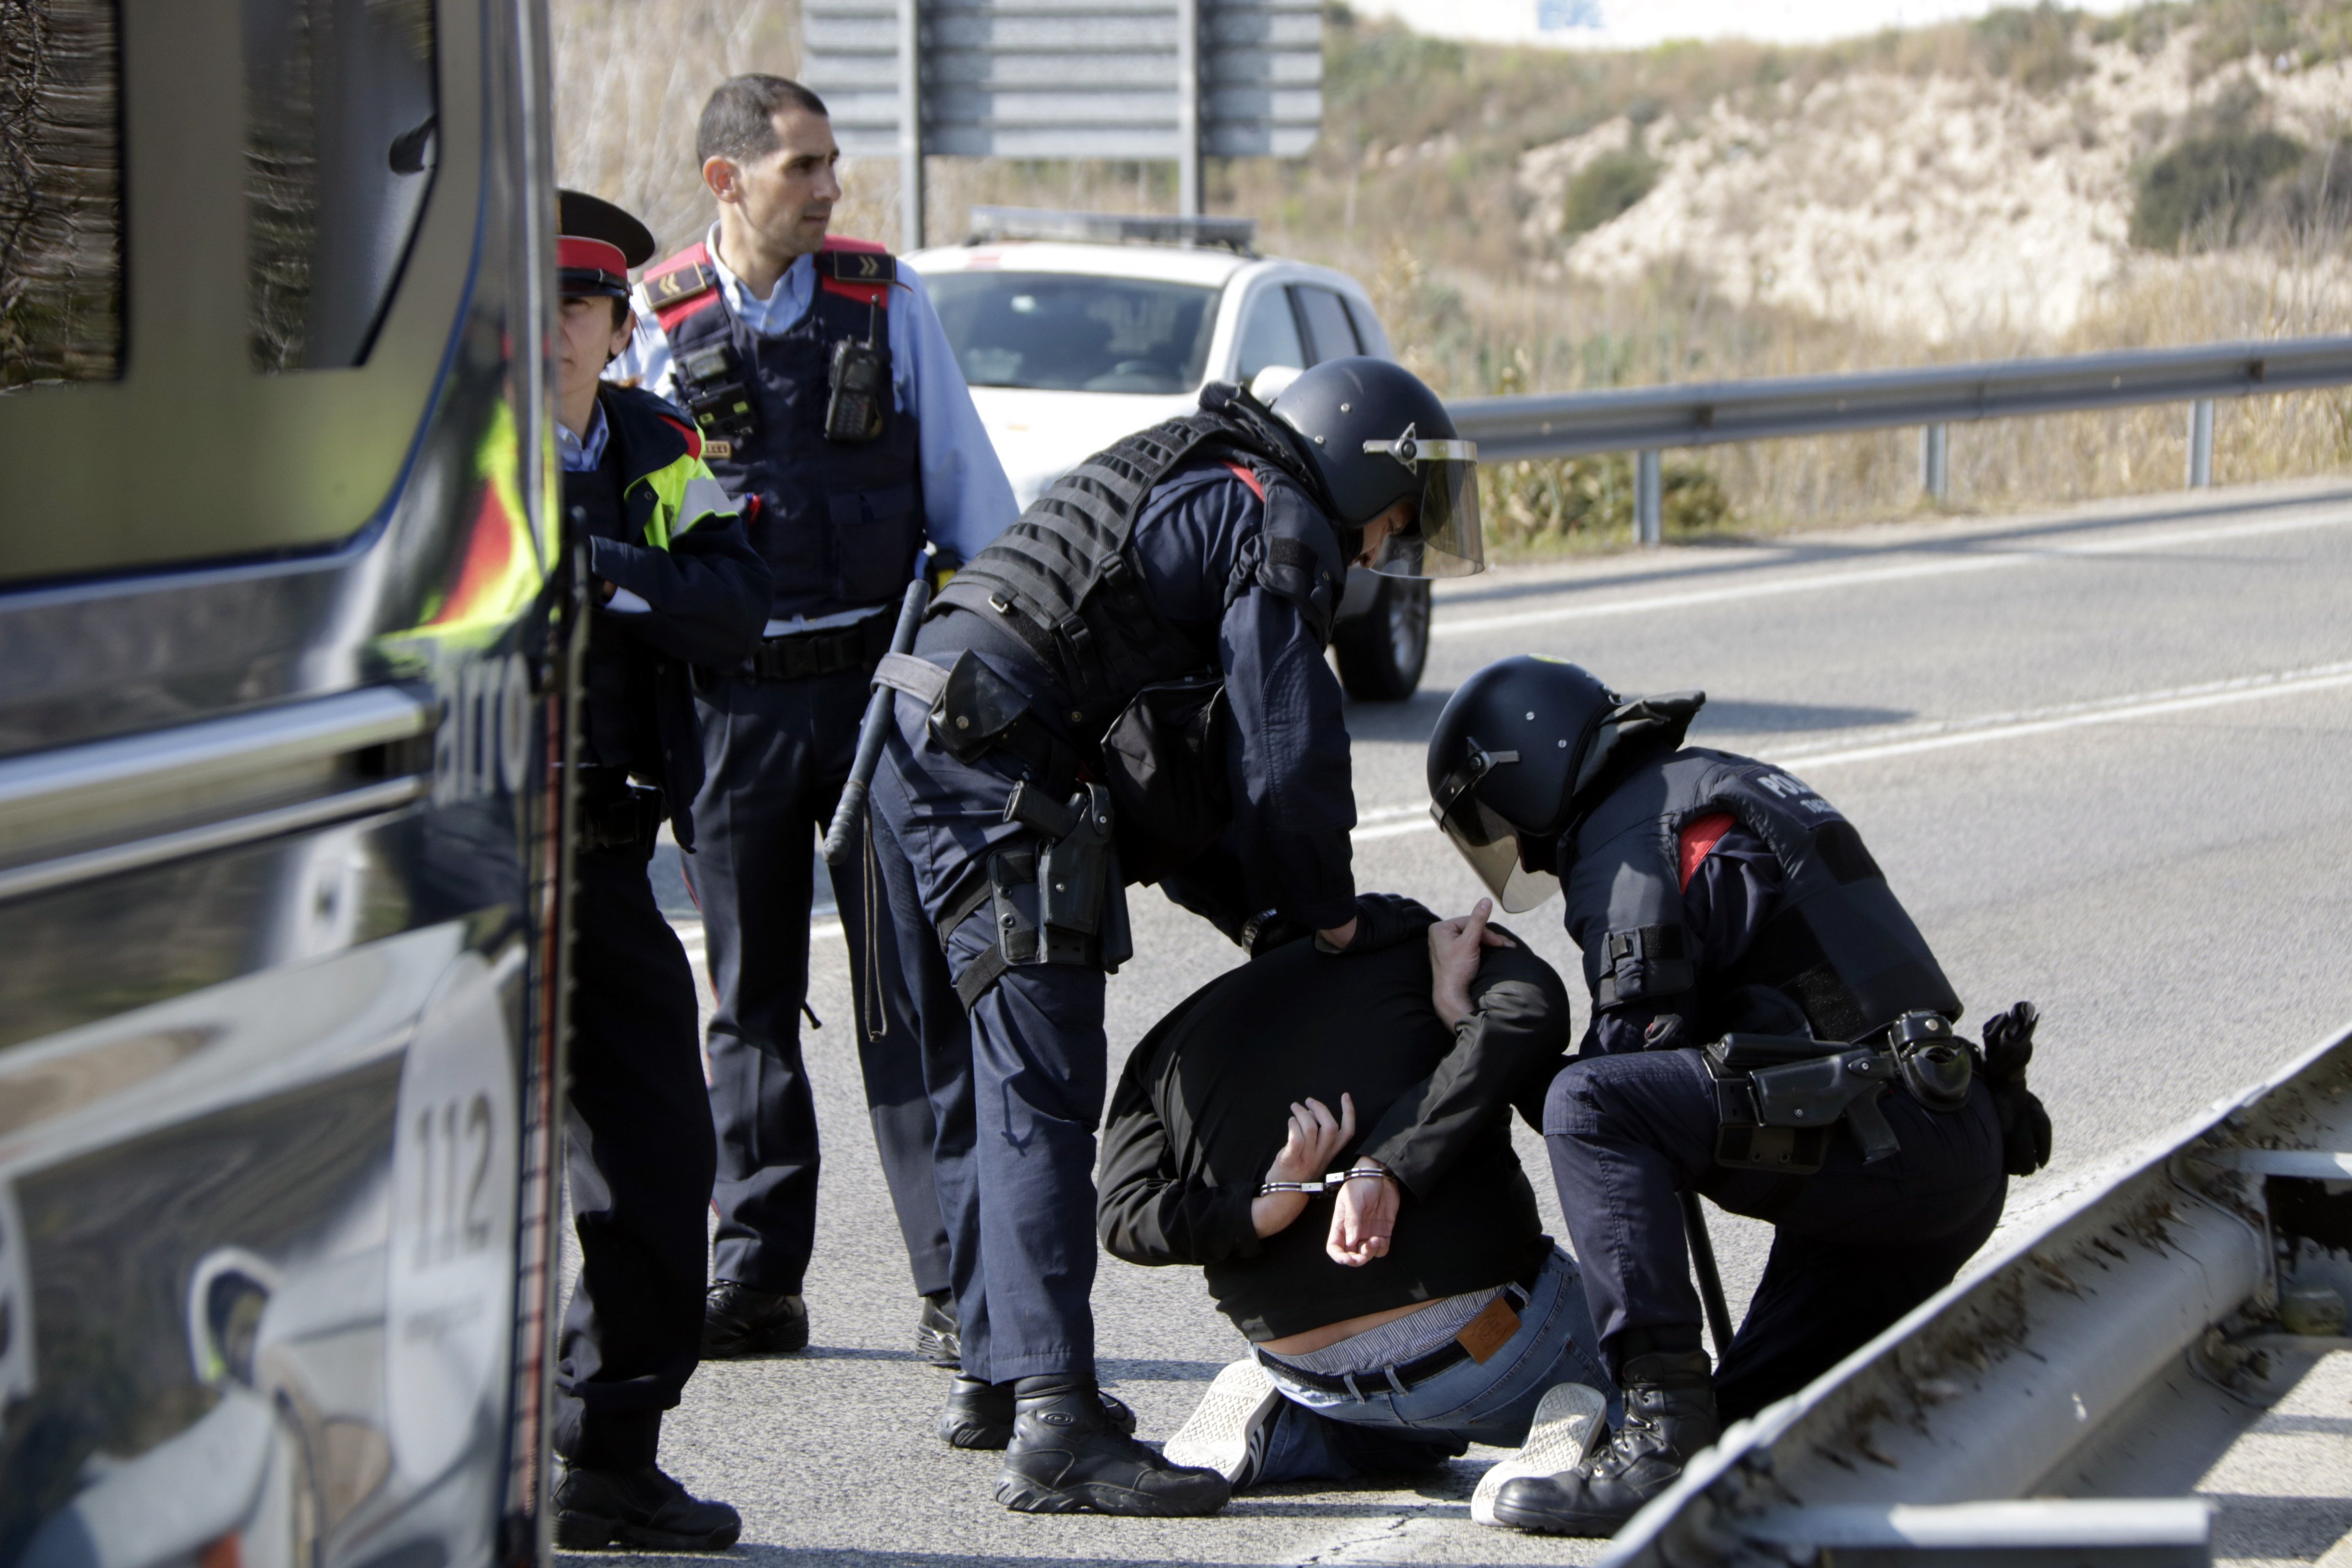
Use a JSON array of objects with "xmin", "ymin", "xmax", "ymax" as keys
[
  {"xmin": 1098, "ymin": 672, "xmax": 1231, "ymax": 884},
  {"xmin": 1705, "ymin": 1032, "xmax": 1902, "ymax": 1172}
]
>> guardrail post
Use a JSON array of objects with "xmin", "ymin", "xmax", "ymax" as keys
[
  {"xmin": 2187, "ymin": 399, "xmax": 2214, "ymax": 488},
  {"xmin": 1635, "ymin": 450, "xmax": 1662, "ymax": 547},
  {"xmin": 1920, "ymin": 424, "xmax": 1949, "ymax": 503}
]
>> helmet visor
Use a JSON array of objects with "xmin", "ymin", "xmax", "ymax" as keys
[
  {"xmin": 1429, "ymin": 747, "xmax": 1562, "ymax": 913},
  {"xmin": 1364, "ymin": 437, "xmax": 1484, "ymax": 579}
]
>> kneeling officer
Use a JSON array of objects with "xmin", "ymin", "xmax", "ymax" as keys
[
  {"xmin": 867, "ymin": 358, "xmax": 1483, "ymax": 1515},
  {"xmin": 1425, "ymin": 656, "xmax": 2053, "ymax": 1537}
]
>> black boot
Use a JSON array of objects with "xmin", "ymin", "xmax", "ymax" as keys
[
  {"xmin": 917, "ymin": 1289, "xmax": 961, "ymax": 1368},
  {"xmin": 700, "ymin": 1281, "xmax": 808, "ymax": 1358},
  {"xmin": 553, "ymin": 1464, "xmax": 741, "ymax": 1550},
  {"xmin": 995, "ymin": 1376, "xmax": 1231, "ymax": 1516},
  {"xmin": 1492, "ymin": 1351, "xmax": 1719, "ymax": 1537},
  {"xmin": 939, "ymin": 1373, "xmax": 1139, "ymax": 1450}
]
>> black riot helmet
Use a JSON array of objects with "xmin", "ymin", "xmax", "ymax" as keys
[
  {"xmin": 1267, "ymin": 357, "xmax": 1484, "ymax": 579},
  {"xmin": 1427, "ymin": 655, "xmax": 1706, "ymax": 911}
]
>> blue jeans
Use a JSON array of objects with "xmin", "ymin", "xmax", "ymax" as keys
[{"xmin": 1250, "ymin": 1246, "xmax": 1617, "ymax": 1487}]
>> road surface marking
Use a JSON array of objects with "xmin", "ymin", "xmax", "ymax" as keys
[
  {"xmin": 1433, "ymin": 505, "xmax": 2352, "ymax": 639},
  {"xmin": 1352, "ymin": 658, "xmax": 2352, "ymax": 841}
]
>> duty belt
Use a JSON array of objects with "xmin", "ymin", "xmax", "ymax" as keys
[
  {"xmin": 1256, "ymin": 1256, "xmax": 1548, "ymax": 1398},
  {"xmin": 747, "ymin": 616, "xmax": 885, "ymax": 682}
]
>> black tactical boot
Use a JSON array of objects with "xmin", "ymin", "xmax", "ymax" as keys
[
  {"xmin": 995, "ymin": 1376, "xmax": 1231, "ymax": 1515},
  {"xmin": 940, "ymin": 1373, "xmax": 1138, "ymax": 1450},
  {"xmin": 553, "ymin": 1464, "xmax": 741, "ymax": 1550},
  {"xmin": 917, "ymin": 1289, "xmax": 961, "ymax": 1368},
  {"xmin": 1491, "ymin": 1351, "xmax": 1719, "ymax": 1536},
  {"xmin": 700, "ymin": 1281, "xmax": 808, "ymax": 1358}
]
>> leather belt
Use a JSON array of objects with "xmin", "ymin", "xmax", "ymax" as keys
[
  {"xmin": 747, "ymin": 616, "xmax": 884, "ymax": 681},
  {"xmin": 1257, "ymin": 1255, "xmax": 1548, "ymax": 1398}
]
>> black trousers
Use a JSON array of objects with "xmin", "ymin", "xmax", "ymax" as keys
[
  {"xmin": 1543, "ymin": 1047, "xmax": 2007, "ymax": 1423},
  {"xmin": 688, "ymin": 665, "xmax": 951, "ymax": 1298},
  {"xmin": 553, "ymin": 842, "xmax": 716, "ymax": 1469}
]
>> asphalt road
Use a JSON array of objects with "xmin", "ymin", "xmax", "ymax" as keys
[{"xmin": 569, "ymin": 474, "xmax": 2352, "ymax": 1567}]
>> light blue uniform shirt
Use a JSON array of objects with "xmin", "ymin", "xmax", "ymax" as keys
[
  {"xmin": 611, "ymin": 224, "xmax": 1016, "ymax": 579},
  {"xmin": 556, "ymin": 399, "xmax": 609, "ymax": 473}
]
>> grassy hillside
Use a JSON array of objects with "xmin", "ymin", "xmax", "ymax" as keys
[{"xmin": 552, "ymin": 0, "xmax": 2352, "ymax": 549}]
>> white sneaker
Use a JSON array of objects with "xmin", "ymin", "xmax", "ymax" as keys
[
  {"xmin": 1470, "ymin": 1381, "xmax": 1609, "ymax": 1527},
  {"xmin": 1164, "ymin": 1357, "xmax": 1285, "ymax": 1486}
]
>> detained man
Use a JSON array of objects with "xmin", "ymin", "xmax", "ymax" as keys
[{"xmin": 1097, "ymin": 900, "xmax": 1616, "ymax": 1517}]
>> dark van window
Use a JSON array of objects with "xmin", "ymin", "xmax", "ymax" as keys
[
  {"xmin": 1294, "ymin": 286, "xmax": 1362, "ymax": 364},
  {"xmin": 245, "ymin": 0, "xmax": 437, "ymax": 372},
  {"xmin": 0, "ymin": 0, "xmax": 124, "ymax": 390}
]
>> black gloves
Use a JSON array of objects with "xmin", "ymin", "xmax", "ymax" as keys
[
  {"xmin": 1314, "ymin": 893, "xmax": 1439, "ymax": 955},
  {"xmin": 1978, "ymin": 1001, "xmax": 2052, "ymax": 1177}
]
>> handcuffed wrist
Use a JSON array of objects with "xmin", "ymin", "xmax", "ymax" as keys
[{"xmin": 1257, "ymin": 1166, "xmax": 1398, "ymax": 1196}]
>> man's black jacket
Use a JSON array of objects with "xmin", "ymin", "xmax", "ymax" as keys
[{"xmin": 1097, "ymin": 934, "xmax": 1570, "ymax": 1342}]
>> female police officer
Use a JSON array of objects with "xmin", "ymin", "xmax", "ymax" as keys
[
  {"xmin": 864, "ymin": 357, "xmax": 1483, "ymax": 1515},
  {"xmin": 1424, "ymin": 656, "xmax": 2051, "ymax": 1537}
]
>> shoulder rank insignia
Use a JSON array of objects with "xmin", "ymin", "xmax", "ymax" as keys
[
  {"xmin": 644, "ymin": 260, "xmax": 717, "ymax": 309},
  {"xmin": 817, "ymin": 249, "xmax": 896, "ymax": 285}
]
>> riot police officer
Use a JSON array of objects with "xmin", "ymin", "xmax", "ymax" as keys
[
  {"xmin": 865, "ymin": 356, "xmax": 1484, "ymax": 1514},
  {"xmin": 548, "ymin": 192, "xmax": 770, "ymax": 1549},
  {"xmin": 613, "ymin": 74, "xmax": 1016, "ymax": 1361},
  {"xmin": 1424, "ymin": 656, "xmax": 2053, "ymax": 1536}
]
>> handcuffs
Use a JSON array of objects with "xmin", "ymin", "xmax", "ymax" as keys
[{"xmin": 1260, "ymin": 1167, "xmax": 1401, "ymax": 1196}]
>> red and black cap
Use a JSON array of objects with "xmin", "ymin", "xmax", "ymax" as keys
[{"xmin": 558, "ymin": 189, "xmax": 656, "ymax": 301}]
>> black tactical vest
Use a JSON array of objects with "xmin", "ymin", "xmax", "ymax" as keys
[
  {"xmin": 932, "ymin": 404, "xmax": 1346, "ymax": 729},
  {"xmin": 643, "ymin": 239, "xmax": 923, "ymax": 620},
  {"xmin": 1562, "ymin": 747, "xmax": 1962, "ymax": 1043}
]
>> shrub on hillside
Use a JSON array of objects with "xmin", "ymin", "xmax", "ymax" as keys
[
  {"xmin": 1483, "ymin": 453, "xmax": 1731, "ymax": 547},
  {"xmin": 2130, "ymin": 129, "xmax": 2309, "ymax": 249},
  {"xmin": 1560, "ymin": 149, "xmax": 1662, "ymax": 237},
  {"xmin": 1972, "ymin": 4, "xmax": 2089, "ymax": 94}
]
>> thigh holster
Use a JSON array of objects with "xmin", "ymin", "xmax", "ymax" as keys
[{"xmin": 946, "ymin": 782, "xmax": 1135, "ymax": 1011}]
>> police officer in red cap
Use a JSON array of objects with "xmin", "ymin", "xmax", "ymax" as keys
[{"xmin": 548, "ymin": 189, "xmax": 770, "ymax": 1550}]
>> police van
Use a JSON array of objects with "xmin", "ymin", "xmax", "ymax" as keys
[
  {"xmin": 0, "ymin": 0, "xmax": 567, "ymax": 1561},
  {"xmin": 908, "ymin": 209, "xmax": 1433, "ymax": 701}
]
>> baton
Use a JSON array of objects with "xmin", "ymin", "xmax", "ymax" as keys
[
  {"xmin": 822, "ymin": 576, "xmax": 930, "ymax": 865},
  {"xmin": 1680, "ymin": 1190, "xmax": 1736, "ymax": 1359}
]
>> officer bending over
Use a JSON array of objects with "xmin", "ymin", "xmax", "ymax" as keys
[
  {"xmin": 1427, "ymin": 656, "xmax": 2052, "ymax": 1538},
  {"xmin": 547, "ymin": 192, "xmax": 770, "ymax": 1550},
  {"xmin": 865, "ymin": 357, "xmax": 1482, "ymax": 1514},
  {"xmin": 1100, "ymin": 900, "xmax": 1618, "ymax": 1517},
  {"xmin": 616, "ymin": 74, "xmax": 1015, "ymax": 1363}
]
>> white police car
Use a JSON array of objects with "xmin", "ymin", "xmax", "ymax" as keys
[{"xmin": 908, "ymin": 208, "xmax": 1430, "ymax": 700}]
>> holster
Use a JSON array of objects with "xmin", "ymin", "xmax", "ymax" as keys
[
  {"xmin": 574, "ymin": 769, "xmax": 666, "ymax": 858},
  {"xmin": 951, "ymin": 782, "xmax": 1133, "ymax": 1010},
  {"xmin": 1705, "ymin": 1033, "xmax": 1902, "ymax": 1172}
]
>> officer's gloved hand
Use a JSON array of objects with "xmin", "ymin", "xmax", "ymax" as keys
[
  {"xmin": 1239, "ymin": 910, "xmax": 1312, "ymax": 958},
  {"xmin": 1315, "ymin": 894, "xmax": 1439, "ymax": 955},
  {"xmin": 1978, "ymin": 1001, "xmax": 2052, "ymax": 1177}
]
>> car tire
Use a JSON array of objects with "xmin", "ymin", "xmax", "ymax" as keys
[{"xmin": 1332, "ymin": 575, "xmax": 1430, "ymax": 701}]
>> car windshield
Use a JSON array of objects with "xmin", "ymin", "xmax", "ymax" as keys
[{"xmin": 925, "ymin": 272, "xmax": 1219, "ymax": 394}]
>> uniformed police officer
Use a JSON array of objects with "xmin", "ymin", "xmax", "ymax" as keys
[
  {"xmin": 865, "ymin": 356, "xmax": 1485, "ymax": 1514},
  {"xmin": 1424, "ymin": 657, "xmax": 2054, "ymax": 1536},
  {"xmin": 548, "ymin": 192, "xmax": 771, "ymax": 1549},
  {"xmin": 612, "ymin": 75, "xmax": 1016, "ymax": 1361}
]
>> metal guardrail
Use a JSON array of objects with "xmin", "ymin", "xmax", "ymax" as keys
[
  {"xmin": 1448, "ymin": 335, "xmax": 2352, "ymax": 542},
  {"xmin": 1596, "ymin": 1019, "xmax": 2352, "ymax": 1567}
]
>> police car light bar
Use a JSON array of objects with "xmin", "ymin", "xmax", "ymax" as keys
[{"xmin": 965, "ymin": 206, "xmax": 1259, "ymax": 255}]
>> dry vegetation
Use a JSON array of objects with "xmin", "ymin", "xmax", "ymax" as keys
[{"xmin": 550, "ymin": 0, "xmax": 2352, "ymax": 553}]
